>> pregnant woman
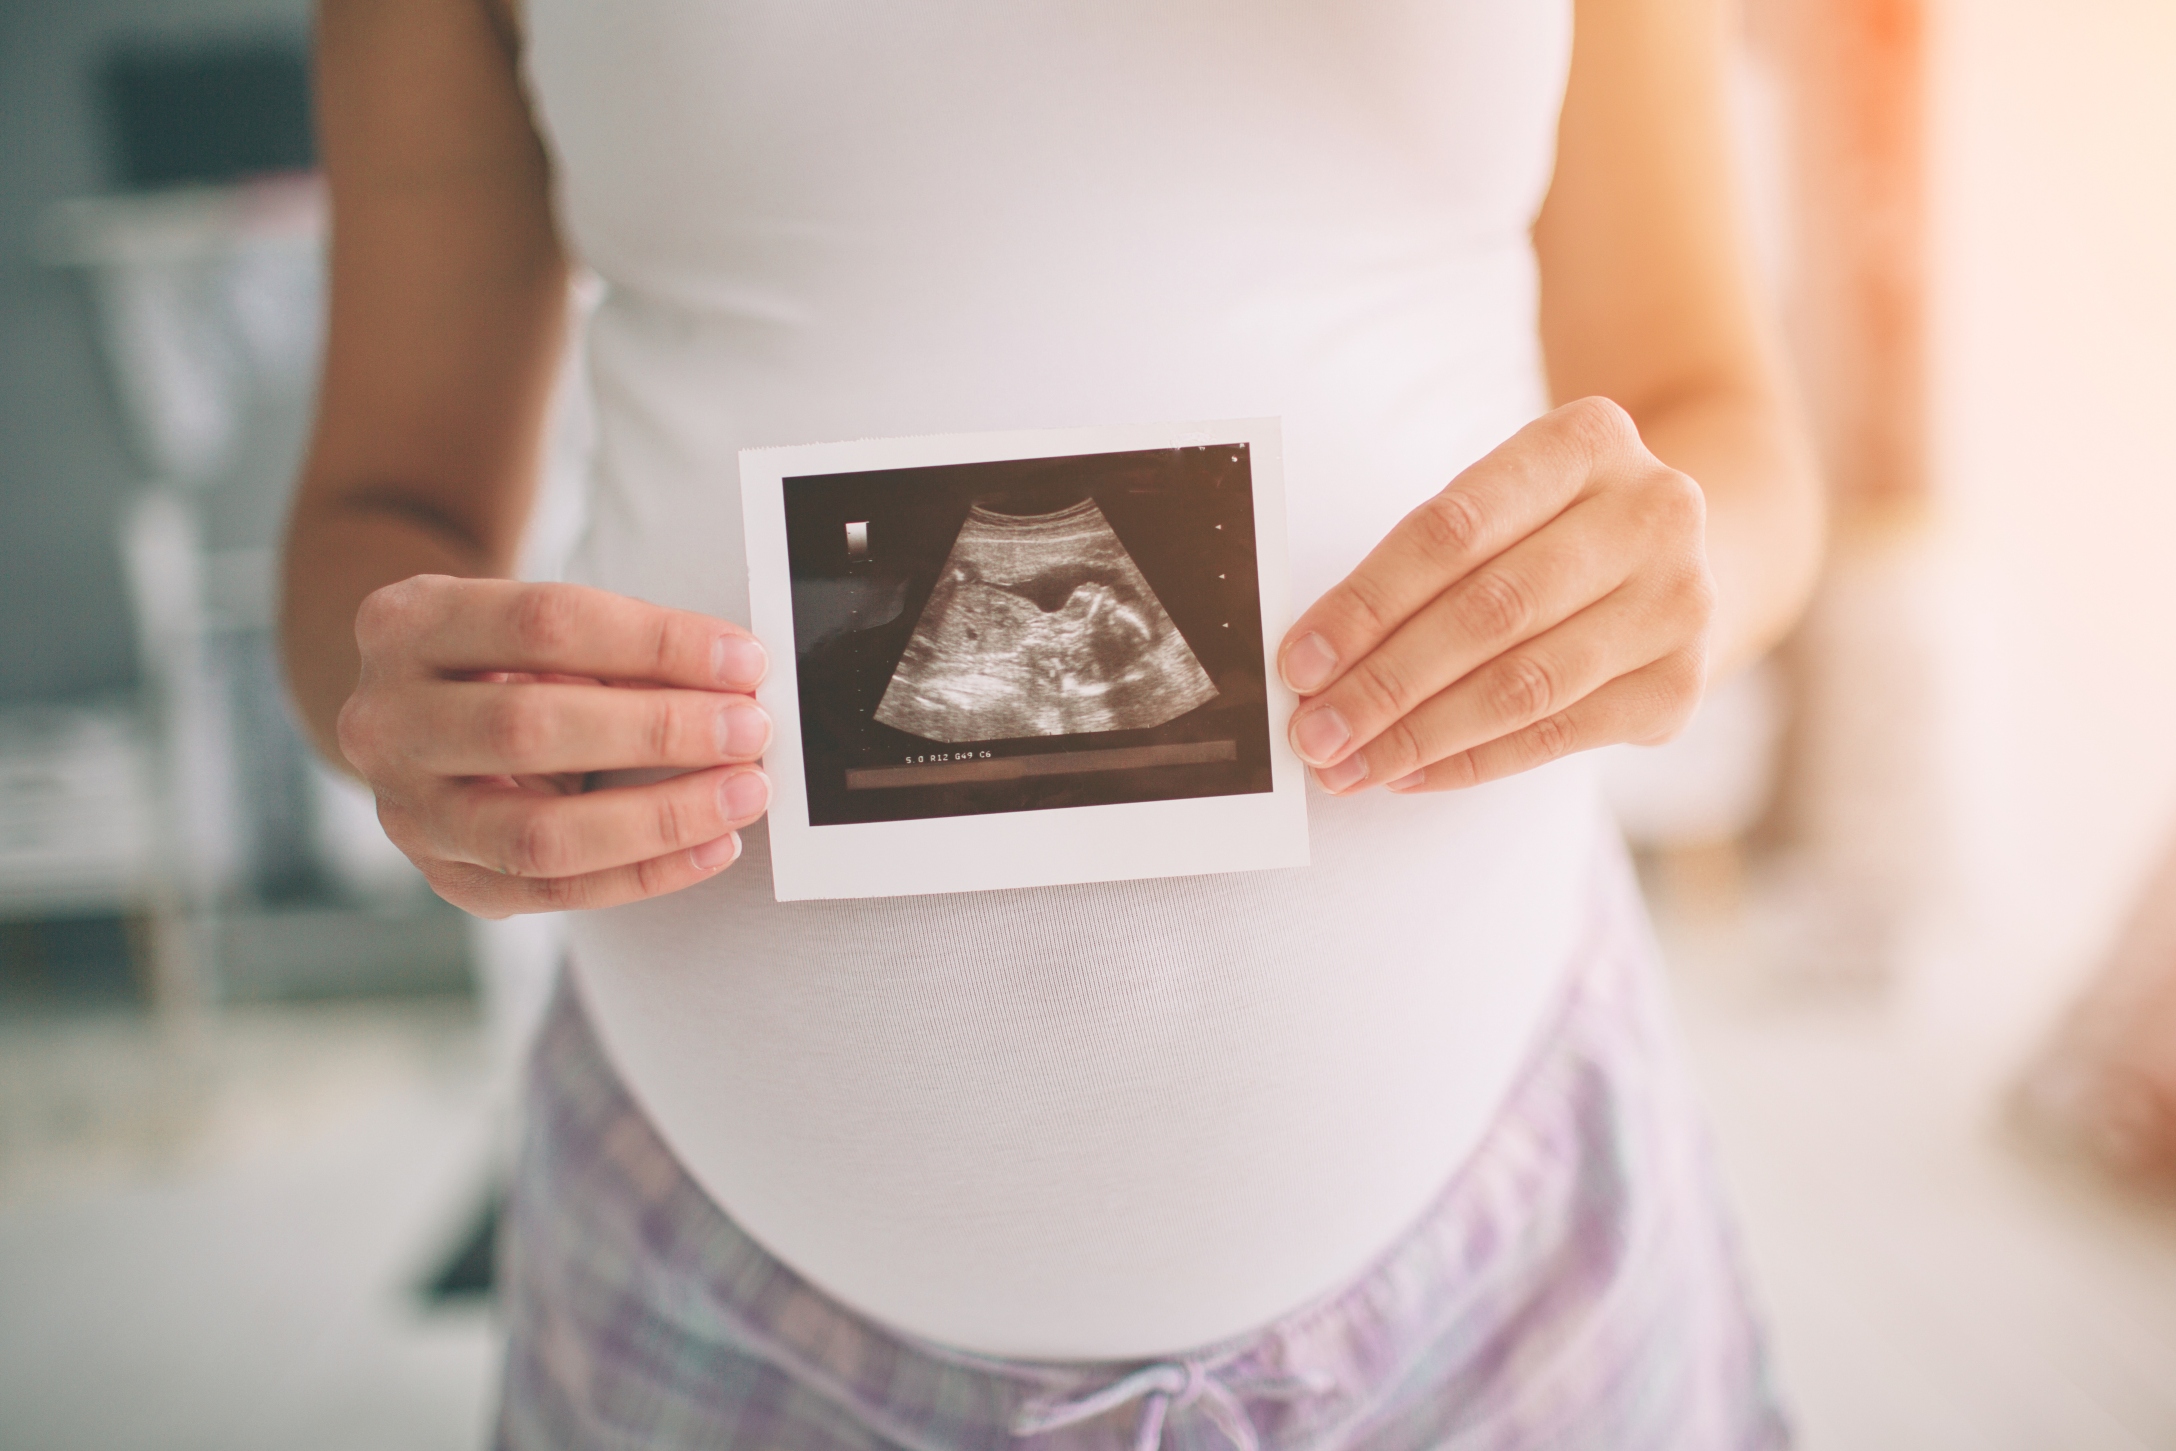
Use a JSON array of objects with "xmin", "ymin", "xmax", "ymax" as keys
[{"xmin": 285, "ymin": 1, "xmax": 1823, "ymax": 1446}]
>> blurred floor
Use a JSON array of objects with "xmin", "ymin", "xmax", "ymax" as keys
[
  {"xmin": 1661, "ymin": 897, "xmax": 2176, "ymax": 1451},
  {"xmin": 0, "ymin": 1000, "xmax": 499, "ymax": 1451},
  {"xmin": 5, "ymin": 915, "xmax": 2176, "ymax": 1451}
]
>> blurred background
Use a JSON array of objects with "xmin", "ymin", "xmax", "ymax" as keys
[{"xmin": 1, "ymin": 1, "xmax": 2173, "ymax": 1448}]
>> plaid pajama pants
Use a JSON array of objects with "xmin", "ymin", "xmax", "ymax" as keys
[{"xmin": 496, "ymin": 846, "xmax": 1789, "ymax": 1451}]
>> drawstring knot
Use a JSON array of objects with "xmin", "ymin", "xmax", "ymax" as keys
[{"xmin": 1012, "ymin": 1359, "xmax": 1335, "ymax": 1451}]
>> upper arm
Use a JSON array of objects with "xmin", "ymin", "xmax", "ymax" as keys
[
  {"xmin": 1534, "ymin": 0, "xmax": 1775, "ymax": 415},
  {"xmin": 301, "ymin": 0, "xmax": 565, "ymax": 566}
]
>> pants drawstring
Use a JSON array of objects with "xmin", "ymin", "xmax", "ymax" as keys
[{"xmin": 1011, "ymin": 1358, "xmax": 1336, "ymax": 1451}]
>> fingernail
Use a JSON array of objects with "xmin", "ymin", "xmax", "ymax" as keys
[
  {"xmin": 1281, "ymin": 632, "xmax": 1339, "ymax": 693},
  {"xmin": 716, "ymin": 702, "xmax": 771, "ymax": 758},
  {"xmin": 721, "ymin": 769, "xmax": 770, "ymax": 820},
  {"xmin": 693, "ymin": 832, "xmax": 741, "ymax": 870},
  {"xmin": 713, "ymin": 635, "xmax": 768, "ymax": 689},
  {"xmin": 1290, "ymin": 706, "xmax": 1352, "ymax": 766},
  {"xmin": 1386, "ymin": 770, "xmax": 1426, "ymax": 791},
  {"xmin": 1316, "ymin": 755, "xmax": 1368, "ymax": 792}
]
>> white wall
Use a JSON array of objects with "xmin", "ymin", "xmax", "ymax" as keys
[{"xmin": 1924, "ymin": 0, "xmax": 2176, "ymax": 1048}]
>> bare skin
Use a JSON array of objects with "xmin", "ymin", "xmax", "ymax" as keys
[{"xmin": 285, "ymin": 0, "xmax": 1822, "ymax": 917}]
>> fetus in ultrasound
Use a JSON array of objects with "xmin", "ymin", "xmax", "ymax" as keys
[{"xmin": 873, "ymin": 499, "xmax": 1218, "ymax": 742}]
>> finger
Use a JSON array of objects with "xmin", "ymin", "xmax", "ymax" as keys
[
  {"xmin": 1312, "ymin": 578, "xmax": 1704, "ymax": 792},
  {"xmin": 1285, "ymin": 489, "xmax": 1643, "ymax": 772},
  {"xmin": 430, "ymin": 766, "xmax": 771, "ymax": 878},
  {"xmin": 422, "ymin": 834, "xmax": 744, "ymax": 919},
  {"xmin": 1277, "ymin": 398, "xmax": 1641, "ymax": 695},
  {"xmin": 1382, "ymin": 653, "xmax": 1707, "ymax": 794},
  {"xmin": 358, "ymin": 577, "xmax": 768, "ymax": 690},
  {"xmin": 395, "ymin": 679, "xmax": 771, "ymax": 775}
]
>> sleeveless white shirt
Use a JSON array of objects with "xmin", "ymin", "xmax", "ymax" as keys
[{"xmin": 524, "ymin": 0, "xmax": 1602, "ymax": 1359}]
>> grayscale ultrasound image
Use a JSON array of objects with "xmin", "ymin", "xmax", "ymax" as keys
[
  {"xmin": 784, "ymin": 445, "xmax": 1273, "ymax": 827},
  {"xmin": 873, "ymin": 500, "xmax": 1218, "ymax": 742}
]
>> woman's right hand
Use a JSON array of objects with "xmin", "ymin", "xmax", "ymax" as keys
[{"xmin": 336, "ymin": 575, "xmax": 773, "ymax": 918}]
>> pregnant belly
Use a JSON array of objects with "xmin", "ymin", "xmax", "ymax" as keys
[{"xmin": 567, "ymin": 756, "xmax": 1604, "ymax": 1358}]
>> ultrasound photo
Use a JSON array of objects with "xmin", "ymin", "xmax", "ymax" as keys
[
  {"xmin": 873, "ymin": 499, "xmax": 1217, "ymax": 740},
  {"xmin": 782, "ymin": 445, "xmax": 1274, "ymax": 827}
]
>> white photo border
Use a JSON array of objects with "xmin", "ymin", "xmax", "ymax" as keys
[{"xmin": 740, "ymin": 417, "xmax": 1311, "ymax": 901}]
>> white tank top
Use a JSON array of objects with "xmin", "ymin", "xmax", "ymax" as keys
[{"xmin": 525, "ymin": 0, "xmax": 1601, "ymax": 1360}]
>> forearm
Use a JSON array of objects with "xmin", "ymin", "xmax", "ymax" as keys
[
  {"xmin": 280, "ymin": 496, "xmax": 515, "ymax": 774},
  {"xmin": 294, "ymin": 0, "xmax": 572, "ymax": 773},
  {"xmin": 1630, "ymin": 381, "xmax": 1825, "ymax": 676},
  {"xmin": 1530, "ymin": 0, "xmax": 1824, "ymax": 676}
]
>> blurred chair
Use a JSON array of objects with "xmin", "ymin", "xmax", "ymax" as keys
[
  {"xmin": 40, "ymin": 173, "xmax": 465, "ymax": 1014},
  {"xmin": 41, "ymin": 178, "xmax": 316, "ymax": 1012}
]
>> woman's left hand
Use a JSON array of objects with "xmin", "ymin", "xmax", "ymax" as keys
[{"xmin": 1277, "ymin": 396, "xmax": 1717, "ymax": 795}]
